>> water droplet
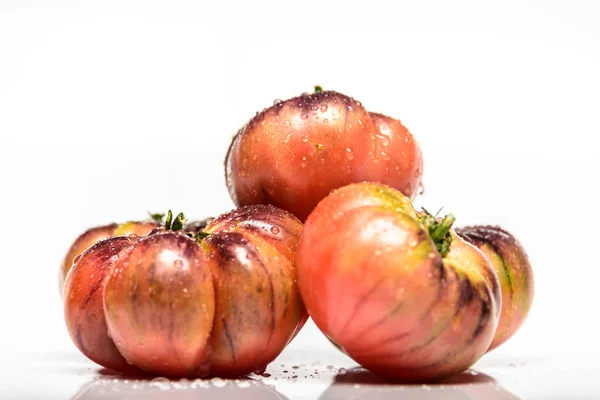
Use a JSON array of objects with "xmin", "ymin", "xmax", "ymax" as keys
[
  {"xmin": 211, "ymin": 377, "xmax": 227, "ymax": 388},
  {"xmin": 381, "ymin": 152, "xmax": 390, "ymax": 161},
  {"xmin": 273, "ymin": 98, "xmax": 283, "ymax": 105},
  {"xmin": 345, "ymin": 148, "xmax": 354, "ymax": 160},
  {"xmin": 302, "ymin": 135, "xmax": 309, "ymax": 143},
  {"xmin": 338, "ymin": 367, "xmax": 347, "ymax": 375},
  {"xmin": 320, "ymin": 104, "xmax": 328, "ymax": 112},
  {"xmin": 323, "ymin": 118, "xmax": 329, "ymax": 125},
  {"xmin": 270, "ymin": 226, "xmax": 280, "ymax": 235},
  {"xmin": 173, "ymin": 259, "xmax": 183, "ymax": 268},
  {"xmin": 300, "ymin": 156, "xmax": 308, "ymax": 168},
  {"xmin": 469, "ymin": 369, "xmax": 479, "ymax": 375},
  {"xmin": 284, "ymin": 120, "xmax": 290, "ymax": 127},
  {"xmin": 311, "ymin": 104, "xmax": 319, "ymax": 111},
  {"xmin": 128, "ymin": 233, "xmax": 138, "ymax": 239},
  {"xmin": 300, "ymin": 114, "xmax": 308, "ymax": 120},
  {"xmin": 262, "ymin": 372, "xmax": 272, "ymax": 378}
]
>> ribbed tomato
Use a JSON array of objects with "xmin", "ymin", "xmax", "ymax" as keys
[{"xmin": 296, "ymin": 182, "xmax": 501, "ymax": 382}]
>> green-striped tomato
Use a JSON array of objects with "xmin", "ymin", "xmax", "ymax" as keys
[
  {"xmin": 296, "ymin": 182, "xmax": 501, "ymax": 382},
  {"xmin": 456, "ymin": 225, "xmax": 533, "ymax": 351}
]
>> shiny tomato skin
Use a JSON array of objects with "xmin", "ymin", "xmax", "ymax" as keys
[
  {"xmin": 98, "ymin": 205, "xmax": 306, "ymax": 378},
  {"xmin": 456, "ymin": 225, "xmax": 534, "ymax": 351},
  {"xmin": 60, "ymin": 221, "xmax": 159, "ymax": 294},
  {"xmin": 103, "ymin": 231, "xmax": 216, "ymax": 377},
  {"xmin": 202, "ymin": 204, "xmax": 307, "ymax": 376},
  {"xmin": 63, "ymin": 236, "xmax": 142, "ymax": 375},
  {"xmin": 226, "ymin": 91, "xmax": 423, "ymax": 221},
  {"xmin": 296, "ymin": 182, "xmax": 500, "ymax": 382}
]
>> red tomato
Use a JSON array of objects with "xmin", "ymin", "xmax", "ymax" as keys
[
  {"xmin": 225, "ymin": 89, "xmax": 423, "ymax": 221},
  {"xmin": 456, "ymin": 225, "xmax": 534, "ymax": 351},
  {"xmin": 296, "ymin": 183, "xmax": 501, "ymax": 382},
  {"xmin": 97, "ymin": 205, "xmax": 306, "ymax": 377}
]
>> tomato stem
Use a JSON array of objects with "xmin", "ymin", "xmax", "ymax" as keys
[
  {"xmin": 421, "ymin": 208, "xmax": 455, "ymax": 258},
  {"xmin": 314, "ymin": 85, "xmax": 323, "ymax": 93}
]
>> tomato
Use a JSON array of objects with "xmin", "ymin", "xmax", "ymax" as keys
[
  {"xmin": 296, "ymin": 182, "xmax": 501, "ymax": 382},
  {"xmin": 225, "ymin": 88, "xmax": 423, "ymax": 221},
  {"xmin": 100, "ymin": 205, "xmax": 306, "ymax": 377},
  {"xmin": 456, "ymin": 225, "xmax": 534, "ymax": 351},
  {"xmin": 63, "ymin": 236, "xmax": 142, "ymax": 375},
  {"xmin": 60, "ymin": 220, "xmax": 159, "ymax": 295}
]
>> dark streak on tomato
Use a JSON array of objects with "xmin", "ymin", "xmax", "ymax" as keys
[{"xmin": 222, "ymin": 317, "xmax": 236, "ymax": 362}]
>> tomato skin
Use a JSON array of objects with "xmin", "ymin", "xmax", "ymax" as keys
[
  {"xmin": 63, "ymin": 236, "xmax": 142, "ymax": 375},
  {"xmin": 98, "ymin": 205, "xmax": 305, "ymax": 378},
  {"xmin": 296, "ymin": 182, "xmax": 500, "ymax": 382},
  {"xmin": 456, "ymin": 225, "xmax": 534, "ymax": 351},
  {"xmin": 103, "ymin": 231, "xmax": 216, "ymax": 377},
  {"xmin": 203, "ymin": 205, "xmax": 306, "ymax": 376},
  {"xmin": 60, "ymin": 221, "xmax": 159, "ymax": 295},
  {"xmin": 225, "ymin": 90, "xmax": 423, "ymax": 221}
]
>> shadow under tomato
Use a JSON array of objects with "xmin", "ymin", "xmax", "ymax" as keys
[
  {"xmin": 319, "ymin": 367, "xmax": 520, "ymax": 400},
  {"xmin": 71, "ymin": 373, "xmax": 288, "ymax": 400}
]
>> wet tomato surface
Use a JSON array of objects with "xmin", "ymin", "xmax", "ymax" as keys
[
  {"xmin": 65, "ymin": 205, "xmax": 306, "ymax": 378},
  {"xmin": 296, "ymin": 182, "xmax": 501, "ymax": 382},
  {"xmin": 226, "ymin": 89, "xmax": 423, "ymax": 221}
]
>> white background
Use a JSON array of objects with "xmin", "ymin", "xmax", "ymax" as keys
[{"xmin": 1, "ymin": 1, "xmax": 599, "ymax": 399}]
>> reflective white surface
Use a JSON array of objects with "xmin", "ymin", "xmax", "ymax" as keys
[{"xmin": 2, "ymin": 321, "xmax": 598, "ymax": 399}]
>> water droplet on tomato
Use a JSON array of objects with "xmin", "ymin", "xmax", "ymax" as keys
[
  {"xmin": 345, "ymin": 148, "xmax": 354, "ymax": 160},
  {"xmin": 273, "ymin": 98, "xmax": 282, "ymax": 105},
  {"xmin": 300, "ymin": 156, "xmax": 308, "ymax": 167},
  {"xmin": 270, "ymin": 226, "xmax": 280, "ymax": 235},
  {"xmin": 381, "ymin": 152, "xmax": 390, "ymax": 161},
  {"xmin": 338, "ymin": 367, "xmax": 347, "ymax": 375},
  {"xmin": 300, "ymin": 114, "xmax": 308, "ymax": 120},
  {"xmin": 174, "ymin": 260, "xmax": 183, "ymax": 268},
  {"xmin": 302, "ymin": 135, "xmax": 309, "ymax": 143},
  {"xmin": 320, "ymin": 104, "xmax": 328, "ymax": 112}
]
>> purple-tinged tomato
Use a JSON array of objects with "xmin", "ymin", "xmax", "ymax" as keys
[
  {"xmin": 225, "ymin": 88, "xmax": 423, "ymax": 221},
  {"xmin": 296, "ymin": 182, "xmax": 501, "ymax": 382},
  {"xmin": 456, "ymin": 225, "xmax": 533, "ymax": 351}
]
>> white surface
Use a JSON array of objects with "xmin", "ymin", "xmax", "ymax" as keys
[{"xmin": 1, "ymin": 1, "xmax": 599, "ymax": 399}]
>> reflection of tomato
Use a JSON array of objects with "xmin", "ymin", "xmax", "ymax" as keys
[
  {"xmin": 296, "ymin": 183, "xmax": 501, "ymax": 382},
  {"xmin": 226, "ymin": 89, "xmax": 423, "ymax": 221},
  {"xmin": 59, "ymin": 220, "xmax": 159, "ymax": 295},
  {"xmin": 456, "ymin": 225, "xmax": 534, "ymax": 351},
  {"xmin": 101, "ymin": 205, "xmax": 306, "ymax": 377}
]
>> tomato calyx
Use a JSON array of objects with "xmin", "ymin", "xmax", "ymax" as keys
[
  {"xmin": 314, "ymin": 85, "xmax": 323, "ymax": 93},
  {"xmin": 420, "ymin": 207, "xmax": 455, "ymax": 258},
  {"xmin": 158, "ymin": 210, "xmax": 211, "ymax": 243}
]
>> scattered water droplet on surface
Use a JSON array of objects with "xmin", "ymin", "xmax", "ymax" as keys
[
  {"xmin": 338, "ymin": 368, "xmax": 347, "ymax": 375},
  {"xmin": 273, "ymin": 98, "xmax": 283, "ymax": 105},
  {"xmin": 345, "ymin": 148, "xmax": 354, "ymax": 160},
  {"xmin": 174, "ymin": 260, "xmax": 183, "ymax": 268},
  {"xmin": 302, "ymin": 135, "xmax": 309, "ymax": 143},
  {"xmin": 381, "ymin": 152, "xmax": 390, "ymax": 161},
  {"xmin": 300, "ymin": 156, "xmax": 308, "ymax": 168},
  {"xmin": 300, "ymin": 114, "xmax": 308, "ymax": 120},
  {"xmin": 211, "ymin": 378, "xmax": 227, "ymax": 388},
  {"xmin": 270, "ymin": 226, "xmax": 280, "ymax": 235},
  {"xmin": 320, "ymin": 104, "xmax": 328, "ymax": 112}
]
